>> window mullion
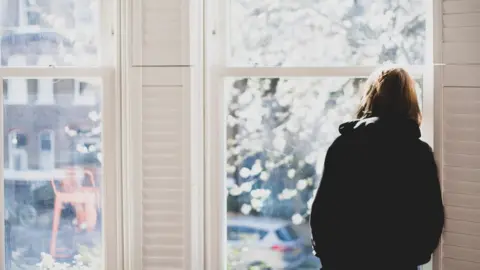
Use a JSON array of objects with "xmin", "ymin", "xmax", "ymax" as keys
[{"xmin": 100, "ymin": 70, "xmax": 122, "ymax": 270}]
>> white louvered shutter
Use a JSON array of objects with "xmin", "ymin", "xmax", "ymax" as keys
[
  {"xmin": 141, "ymin": 75, "xmax": 189, "ymax": 270},
  {"xmin": 127, "ymin": 0, "xmax": 194, "ymax": 269},
  {"xmin": 441, "ymin": 1, "xmax": 480, "ymax": 269}
]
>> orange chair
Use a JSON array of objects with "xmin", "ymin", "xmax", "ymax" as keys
[{"xmin": 50, "ymin": 168, "xmax": 99, "ymax": 258}]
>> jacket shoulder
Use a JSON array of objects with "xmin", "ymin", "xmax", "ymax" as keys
[{"xmin": 417, "ymin": 139, "xmax": 435, "ymax": 156}]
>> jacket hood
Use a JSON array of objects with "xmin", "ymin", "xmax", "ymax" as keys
[{"xmin": 339, "ymin": 117, "xmax": 421, "ymax": 139}]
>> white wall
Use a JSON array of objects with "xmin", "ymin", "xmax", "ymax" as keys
[{"xmin": 440, "ymin": 1, "xmax": 480, "ymax": 269}]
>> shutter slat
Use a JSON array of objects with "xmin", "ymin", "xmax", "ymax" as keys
[
  {"xmin": 144, "ymin": 257, "xmax": 184, "ymax": 268},
  {"xmin": 444, "ymin": 114, "xmax": 480, "ymax": 129},
  {"xmin": 143, "ymin": 211, "xmax": 184, "ymax": 223},
  {"xmin": 142, "ymin": 68, "xmax": 185, "ymax": 86},
  {"xmin": 143, "ymin": 236, "xmax": 183, "ymax": 246},
  {"xmin": 444, "ymin": 27, "xmax": 480, "ymax": 42},
  {"xmin": 143, "ymin": 224, "xmax": 184, "ymax": 235},
  {"xmin": 444, "ymin": 87, "xmax": 480, "ymax": 101},
  {"xmin": 444, "ymin": 141, "xmax": 480, "ymax": 155},
  {"xmin": 444, "ymin": 43, "xmax": 480, "ymax": 64},
  {"xmin": 446, "ymin": 206, "xmax": 480, "ymax": 223},
  {"xmin": 444, "ymin": 245, "xmax": 480, "ymax": 263},
  {"xmin": 444, "ymin": 258, "xmax": 480, "ymax": 270},
  {"xmin": 444, "ymin": 154, "xmax": 480, "ymax": 169},
  {"xmin": 444, "ymin": 232, "xmax": 480, "ymax": 250},
  {"xmin": 143, "ymin": 189, "xmax": 183, "ymax": 201},
  {"xmin": 444, "ymin": 167, "xmax": 480, "ymax": 183},
  {"xmin": 444, "ymin": 65, "xmax": 480, "ymax": 87},
  {"xmin": 445, "ymin": 219, "xmax": 480, "ymax": 236},
  {"xmin": 445, "ymin": 181, "xmax": 480, "ymax": 195},
  {"xmin": 444, "ymin": 13, "xmax": 480, "ymax": 27},
  {"xmin": 444, "ymin": 193, "xmax": 480, "ymax": 209},
  {"xmin": 144, "ymin": 199, "xmax": 184, "ymax": 211},
  {"xmin": 144, "ymin": 246, "xmax": 184, "ymax": 257},
  {"xmin": 443, "ymin": 0, "xmax": 480, "ymax": 14},
  {"xmin": 143, "ymin": 178, "xmax": 184, "ymax": 188},
  {"xmin": 445, "ymin": 128, "xmax": 480, "ymax": 143}
]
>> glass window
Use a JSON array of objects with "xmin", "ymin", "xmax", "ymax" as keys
[
  {"xmin": 4, "ymin": 77, "xmax": 103, "ymax": 269},
  {"xmin": 40, "ymin": 132, "xmax": 52, "ymax": 151},
  {"xmin": 213, "ymin": 0, "xmax": 429, "ymax": 268},
  {"xmin": 24, "ymin": 0, "xmax": 42, "ymax": 26},
  {"xmin": 275, "ymin": 226, "xmax": 299, "ymax": 242},
  {"xmin": 8, "ymin": 131, "xmax": 28, "ymax": 171},
  {"xmin": 0, "ymin": 0, "xmax": 99, "ymax": 66},
  {"xmin": 38, "ymin": 130, "xmax": 55, "ymax": 170},
  {"xmin": 27, "ymin": 79, "xmax": 38, "ymax": 103},
  {"xmin": 224, "ymin": 77, "xmax": 423, "ymax": 269},
  {"xmin": 229, "ymin": 0, "xmax": 426, "ymax": 67}
]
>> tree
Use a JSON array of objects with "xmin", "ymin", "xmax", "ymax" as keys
[
  {"xmin": 1, "ymin": 0, "xmax": 102, "ymax": 267},
  {"xmin": 226, "ymin": 0, "xmax": 426, "ymax": 225}
]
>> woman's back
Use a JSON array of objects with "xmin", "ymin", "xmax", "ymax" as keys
[
  {"xmin": 310, "ymin": 67, "xmax": 444, "ymax": 270},
  {"xmin": 310, "ymin": 117, "xmax": 443, "ymax": 269}
]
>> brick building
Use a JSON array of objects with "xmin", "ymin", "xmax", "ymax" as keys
[{"xmin": 0, "ymin": 0, "xmax": 100, "ymax": 180}]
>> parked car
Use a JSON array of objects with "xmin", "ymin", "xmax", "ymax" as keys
[{"xmin": 227, "ymin": 216, "xmax": 307, "ymax": 269}]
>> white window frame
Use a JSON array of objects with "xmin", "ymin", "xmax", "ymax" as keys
[
  {"xmin": 38, "ymin": 129, "xmax": 55, "ymax": 170},
  {"xmin": 0, "ymin": 0, "xmax": 123, "ymax": 268},
  {"xmin": 203, "ymin": 0, "xmax": 440, "ymax": 269}
]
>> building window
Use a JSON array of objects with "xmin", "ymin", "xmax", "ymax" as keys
[
  {"xmin": 18, "ymin": 0, "xmax": 41, "ymax": 27},
  {"xmin": 205, "ymin": 0, "xmax": 431, "ymax": 269},
  {"xmin": 38, "ymin": 130, "xmax": 54, "ymax": 170},
  {"xmin": 8, "ymin": 131, "xmax": 28, "ymax": 171},
  {"xmin": 27, "ymin": 79, "xmax": 38, "ymax": 104},
  {"xmin": 74, "ymin": 80, "xmax": 97, "ymax": 105}
]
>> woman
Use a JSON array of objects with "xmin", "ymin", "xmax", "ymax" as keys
[{"xmin": 310, "ymin": 68, "xmax": 444, "ymax": 270}]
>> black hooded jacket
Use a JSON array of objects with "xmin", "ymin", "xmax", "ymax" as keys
[{"xmin": 310, "ymin": 117, "xmax": 444, "ymax": 269}]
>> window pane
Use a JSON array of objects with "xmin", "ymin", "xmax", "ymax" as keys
[
  {"xmin": 276, "ymin": 226, "xmax": 299, "ymax": 242},
  {"xmin": 40, "ymin": 133, "xmax": 52, "ymax": 151},
  {"xmin": 229, "ymin": 0, "xmax": 426, "ymax": 66},
  {"xmin": 4, "ymin": 78, "xmax": 103, "ymax": 269},
  {"xmin": 0, "ymin": 0, "xmax": 99, "ymax": 66},
  {"xmin": 225, "ymin": 77, "xmax": 423, "ymax": 269}
]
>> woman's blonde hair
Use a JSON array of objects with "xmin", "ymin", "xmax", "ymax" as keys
[{"xmin": 356, "ymin": 67, "xmax": 422, "ymax": 125}]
